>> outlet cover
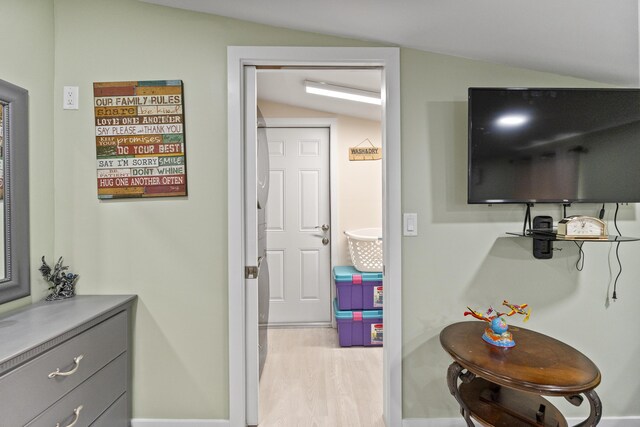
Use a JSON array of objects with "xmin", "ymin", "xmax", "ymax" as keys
[{"xmin": 63, "ymin": 86, "xmax": 79, "ymax": 110}]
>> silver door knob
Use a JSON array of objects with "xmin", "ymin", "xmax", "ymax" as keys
[
  {"xmin": 315, "ymin": 224, "xmax": 330, "ymax": 232},
  {"xmin": 322, "ymin": 237, "xmax": 329, "ymax": 245}
]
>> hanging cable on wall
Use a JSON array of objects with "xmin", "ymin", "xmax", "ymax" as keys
[
  {"xmin": 574, "ymin": 241, "xmax": 585, "ymax": 271},
  {"xmin": 612, "ymin": 203, "xmax": 623, "ymax": 301},
  {"xmin": 563, "ymin": 203, "xmax": 586, "ymax": 271}
]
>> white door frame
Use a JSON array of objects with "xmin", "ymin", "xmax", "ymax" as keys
[
  {"xmin": 264, "ymin": 118, "xmax": 338, "ymax": 328},
  {"xmin": 228, "ymin": 46, "xmax": 402, "ymax": 427}
]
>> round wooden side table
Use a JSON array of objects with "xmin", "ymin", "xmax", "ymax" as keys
[{"xmin": 440, "ymin": 321, "xmax": 602, "ymax": 427}]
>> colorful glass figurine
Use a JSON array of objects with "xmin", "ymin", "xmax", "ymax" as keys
[{"xmin": 464, "ymin": 300, "xmax": 531, "ymax": 347}]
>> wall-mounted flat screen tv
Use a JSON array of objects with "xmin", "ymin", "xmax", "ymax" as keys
[{"xmin": 468, "ymin": 88, "xmax": 640, "ymax": 204}]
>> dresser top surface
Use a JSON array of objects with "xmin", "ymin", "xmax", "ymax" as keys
[{"xmin": 0, "ymin": 295, "xmax": 136, "ymax": 369}]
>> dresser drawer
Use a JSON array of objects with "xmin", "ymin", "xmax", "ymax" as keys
[
  {"xmin": 90, "ymin": 393, "xmax": 127, "ymax": 427},
  {"xmin": 0, "ymin": 311, "xmax": 127, "ymax": 427},
  {"xmin": 26, "ymin": 353, "xmax": 127, "ymax": 427}
]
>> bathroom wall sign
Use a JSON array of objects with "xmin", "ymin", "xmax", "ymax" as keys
[
  {"xmin": 349, "ymin": 138, "xmax": 382, "ymax": 161},
  {"xmin": 94, "ymin": 80, "xmax": 187, "ymax": 199}
]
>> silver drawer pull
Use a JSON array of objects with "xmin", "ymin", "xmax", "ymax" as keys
[
  {"xmin": 56, "ymin": 405, "xmax": 83, "ymax": 427},
  {"xmin": 48, "ymin": 355, "xmax": 84, "ymax": 378}
]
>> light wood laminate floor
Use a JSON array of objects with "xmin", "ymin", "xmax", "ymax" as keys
[{"xmin": 259, "ymin": 327, "xmax": 384, "ymax": 427}]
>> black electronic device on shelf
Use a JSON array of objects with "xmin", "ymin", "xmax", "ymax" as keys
[
  {"xmin": 532, "ymin": 216, "xmax": 553, "ymax": 259},
  {"xmin": 468, "ymin": 87, "xmax": 640, "ymax": 205}
]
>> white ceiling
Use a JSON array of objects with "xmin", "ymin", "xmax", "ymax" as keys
[
  {"xmin": 142, "ymin": 0, "xmax": 639, "ymax": 86},
  {"xmin": 141, "ymin": 0, "xmax": 639, "ymax": 120}
]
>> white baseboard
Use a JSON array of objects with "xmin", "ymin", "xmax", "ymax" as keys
[
  {"xmin": 566, "ymin": 418, "xmax": 640, "ymax": 427},
  {"xmin": 402, "ymin": 419, "xmax": 464, "ymax": 427},
  {"xmin": 402, "ymin": 417, "xmax": 640, "ymax": 427},
  {"xmin": 131, "ymin": 420, "xmax": 229, "ymax": 427},
  {"xmin": 131, "ymin": 417, "xmax": 639, "ymax": 427}
]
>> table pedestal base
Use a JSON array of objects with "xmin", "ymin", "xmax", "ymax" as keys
[{"xmin": 447, "ymin": 362, "xmax": 602, "ymax": 427}]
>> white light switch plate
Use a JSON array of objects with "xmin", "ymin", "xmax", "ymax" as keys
[{"xmin": 403, "ymin": 213, "xmax": 418, "ymax": 236}]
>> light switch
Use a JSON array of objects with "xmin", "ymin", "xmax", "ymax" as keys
[{"xmin": 403, "ymin": 213, "xmax": 418, "ymax": 236}]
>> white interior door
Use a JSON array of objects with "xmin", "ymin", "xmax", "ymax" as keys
[{"xmin": 266, "ymin": 127, "xmax": 331, "ymax": 325}]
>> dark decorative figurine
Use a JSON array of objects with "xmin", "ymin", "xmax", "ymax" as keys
[{"xmin": 39, "ymin": 256, "xmax": 79, "ymax": 301}]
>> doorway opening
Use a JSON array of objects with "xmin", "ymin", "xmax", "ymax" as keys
[
  {"xmin": 227, "ymin": 47, "xmax": 402, "ymax": 427},
  {"xmin": 258, "ymin": 70, "xmax": 382, "ymax": 423}
]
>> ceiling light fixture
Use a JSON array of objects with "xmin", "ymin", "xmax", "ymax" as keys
[{"xmin": 304, "ymin": 80, "xmax": 381, "ymax": 105}]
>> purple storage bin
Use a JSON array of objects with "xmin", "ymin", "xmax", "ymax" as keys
[
  {"xmin": 334, "ymin": 299, "xmax": 383, "ymax": 347},
  {"xmin": 334, "ymin": 266, "xmax": 383, "ymax": 311}
]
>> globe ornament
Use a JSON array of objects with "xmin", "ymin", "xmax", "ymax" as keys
[
  {"xmin": 464, "ymin": 300, "xmax": 531, "ymax": 348},
  {"xmin": 482, "ymin": 316, "xmax": 515, "ymax": 347}
]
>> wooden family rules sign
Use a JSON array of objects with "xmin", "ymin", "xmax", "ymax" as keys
[{"xmin": 94, "ymin": 80, "xmax": 187, "ymax": 199}]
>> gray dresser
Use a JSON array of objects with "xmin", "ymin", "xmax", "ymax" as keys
[{"xmin": 0, "ymin": 295, "xmax": 136, "ymax": 427}]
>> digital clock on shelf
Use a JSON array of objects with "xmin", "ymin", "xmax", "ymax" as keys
[{"xmin": 556, "ymin": 215, "xmax": 608, "ymax": 240}]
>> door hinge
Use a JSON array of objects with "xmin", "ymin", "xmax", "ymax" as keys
[{"xmin": 245, "ymin": 266, "xmax": 259, "ymax": 279}]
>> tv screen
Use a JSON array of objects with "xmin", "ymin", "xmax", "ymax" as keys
[{"xmin": 468, "ymin": 88, "xmax": 640, "ymax": 204}]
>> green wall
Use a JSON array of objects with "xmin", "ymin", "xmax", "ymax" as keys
[
  {"xmin": 2, "ymin": 0, "xmax": 639, "ymax": 421},
  {"xmin": 399, "ymin": 48, "xmax": 640, "ymax": 418},
  {"xmin": 51, "ymin": 0, "xmax": 373, "ymax": 419}
]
